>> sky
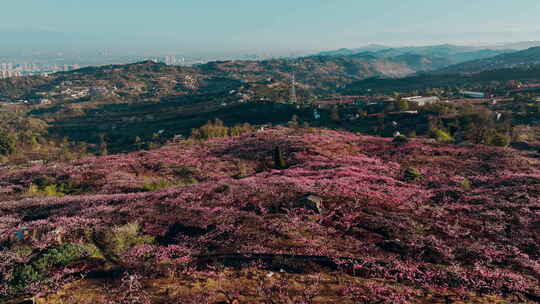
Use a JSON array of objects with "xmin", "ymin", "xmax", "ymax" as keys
[{"xmin": 2, "ymin": 0, "xmax": 540, "ymax": 55}]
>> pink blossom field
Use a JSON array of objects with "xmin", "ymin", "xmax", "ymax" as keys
[{"xmin": 1, "ymin": 127, "xmax": 539, "ymax": 303}]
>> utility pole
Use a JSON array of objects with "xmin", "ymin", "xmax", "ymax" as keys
[{"xmin": 290, "ymin": 73, "xmax": 298, "ymax": 104}]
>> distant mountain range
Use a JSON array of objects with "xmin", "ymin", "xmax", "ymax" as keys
[
  {"xmin": 317, "ymin": 43, "xmax": 540, "ymax": 79},
  {"xmin": 316, "ymin": 44, "xmax": 390, "ymax": 56},
  {"xmin": 342, "ymin": 64, "xmax": 540, "ymax": 94},
  {"xmin": 316, "ymin": 41, "xmax": 540, "ymax": 57},
  {"xmin": 484, "ymin": 41, "xmax": 540, "ymax": 50},
  {"xmin": 435, "ymin": 46, "xmax": 540, "ymax": 74},
  {"xmin": 313, "ymin": 44, "xmax": 513, "ymax": 72}
]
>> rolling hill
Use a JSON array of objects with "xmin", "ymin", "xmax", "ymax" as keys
[
  {"xmin": 438, "ymin": 46, "xmax": 540, "ymax": 74},
  {"xmin": 343, "ymin": 64, "xmax": 540, "ymax": 94},
  {"xmin": 1, "ymin": 47, "xmax": 513, "ymax": 104},
  {"xmin": 0, "ymin": 55, "xmax": 429, "ymax": 101},
  {"xmin": 198, "ymin": 55, "xmax": 421, "ymax": 90}
]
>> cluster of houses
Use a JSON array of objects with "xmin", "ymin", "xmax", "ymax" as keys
[
  {"xmin": 300, "ymin": 90, "xmax": 497, "ymax": 123},
  {"xmin": 313, "ymin": 96, "xmax": 360, "ymax": 107},
  {"xmin": 312, "ymin": 90, "xmax": 488, "ymax": 110},
  {"xmin": 227, "ymin": 88, "xmax": 253, "ymax": 103},
  {"xmin": 31, "ymin": 86, "xmax": 114, "ymax": 105},
  {"xmin": 312, "ymin": 95, "xmax": 441, "ymax": 111},
  {"xmin": 401, "ymin": 96, "xmax": 441, "ymax": 106}
]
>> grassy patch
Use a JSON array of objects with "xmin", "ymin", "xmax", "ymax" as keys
[
  {"xmin": 89, "ymin": 222, "xmax": 155, "ymax": 265},
  {"xmin": 10, "ymin": 244, "xmax": 87, "ymax": 292},
  {"xmin": 26, "ymin": 180, "xmax": 85, "ymax": 197},
  {"xmin": 141, "ymin": 175, "xmax": 198, "ymax": 192}
]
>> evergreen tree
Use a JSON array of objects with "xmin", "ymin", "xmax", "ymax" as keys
[
  {"xmin": 0, "ymin": 133, "xmax": 16, "ymax": 155},
  {"xmin": 98, "ymin": 134, "xmax": 108, "ymax": 156},
  {"xmin": 330, "ymin": 106, "xmax": 340, "ymax": 122},
  {"xmin": 273, "ymin": 146, "xmax": 287, "ymax": 169}
]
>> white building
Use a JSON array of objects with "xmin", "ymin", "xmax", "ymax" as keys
[
  {"xmin": 461, "ymin": 91, "xmax": 485, "ymax": 98},
  {"xmin": 402, "ymin": 96, "xmax": 440, "ymax": 106}
]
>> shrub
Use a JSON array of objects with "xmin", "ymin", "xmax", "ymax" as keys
[
  {"xmin": 191, "ymin": 119, "xmax": 253, "ymax": 140},
  {"xmin": 11, "ymin": 265, "xmax": 41, "ymax": 290},
  {"xmin": 172, "ymin": 167, "xmax": 199, "ymax": 185},
  {"xmin": 273, "ymin": 146, "xmax": 287, "ymax": 169},
  {"xmin": 330, "ymin": 105, "xmax": 341, "ymax": 122},
  {"xmin": 26, "ymin": 183, "xmax": 66, "ymax": 197},
  {"xmin": 381, "ymin": 126, "xmax": 397, "ymax": 138},
  {"xmin": 396, "ymin": 99, "xmax": 410, "ymax": 111},
  {"xmin": 142, "ymin": 178, "xmax": 171, "ymax": 192},
  {"xmin": 490, "ymin": 133, "xmax": 511, "ymax": 147},
  {"xmin": 42, "ymin": 184, "xmax": 62, "ymax": 197},
  {"xmin": 26, "ymin": 183, "xmax": 40, "ymax": 196},
  {"xmin": 32, "ymin": 244, "xmax": 84, "ymax": 272},
  {"xmin": 392, "ymin": 135, "xmax": 409, "ymax": 144},
  {"xmin": 90, "ymin": 223, "xmax": 155, "ymax": 265},
  {"xmin": 109, "ymin": 223, "xmax": 154, "ymax": 256},
  {"xmin": 33, "ymin": 176, "xmax": 55, "ymax": 187},
  {"xmin": 142, "ymin": 174, "xmax": 198, "ymax": 192},
  {"xmin": 0, "ymin": 133, "xmax": 16, "ymax": 155},
  {"xmin": 403, "ymin": 167, "xmax": 423, "ymax": 182},
  {"xmin": 233, "ymin": 160, "xmax": 250, "ymax": 179},
  {"xmin": 10, "ymin": 244, "xmax": 85, "ymax": 291},
  {"xmin": 460, "ymin": 178, "xmax": 472, "ymax": 191},
  {"xmin": 429, "ymin": 129, "xmax": 454, "ymax": 143}
]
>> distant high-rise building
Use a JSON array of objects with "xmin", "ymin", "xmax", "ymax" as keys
[{"xmin": 162, "ymin": 55, "xmax": 178, "ymax": 65}]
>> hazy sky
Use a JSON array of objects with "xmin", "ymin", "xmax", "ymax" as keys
[{"xmin": 3, "ymin": 0, "xmax": 540, "ymax": 54}]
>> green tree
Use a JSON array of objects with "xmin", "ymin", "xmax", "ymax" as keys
[
  {"xmin": 288, "ymin": 114, "xmax": 300, "ymax": 128},
  {"xmin": 330, "ymin": 106, "xmax": 341, "ymax": 122},
  {"xmin": 0, "ymin": 133, "xmax": 16, "ymax": 155},
  {"xmin": 396, "ymin": 99, "xmax": 410, "ymax": 111},
  {"xmin": 134, "ymin": 136, "xmax": 143, "ymax": 150},
  {"xmin": 98, "ymin": 134, "xmax": 108, "ymax": 156},
  {"xmin": 273, "ymin": 146, "xmax": 287, "ymax": 170},
  {"xmin": 403, "ymin": 167, "xmax": 423, "ymax": 182},
  {"xmin": 491, "ymin": 133, "xmax": 511, "ymax": 147},
  {"xmin": 429, "ymin": 129, "xmax": 454, "ymax": 143}
]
